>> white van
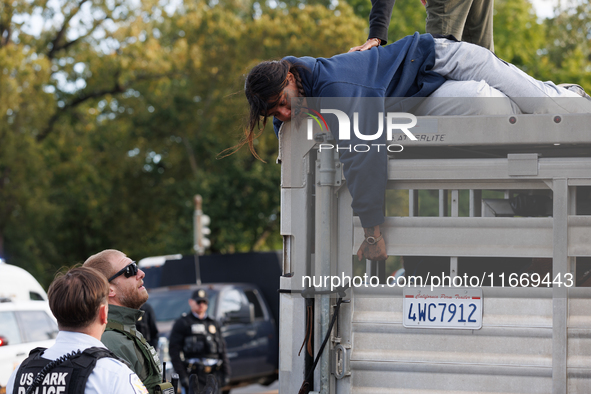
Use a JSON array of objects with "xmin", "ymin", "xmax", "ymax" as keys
[
  {"xmin": 0, "ymin": 260, "xmax": 56, "ymax": 392},
  {"xmin": 0, "ymin": 260, "xmax": 48, "ymax": 302},
  {"xmin": 0, "ymin": 301, "xmax": 58, "ymax": 392}
]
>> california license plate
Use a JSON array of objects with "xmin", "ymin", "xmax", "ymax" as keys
[{"xmin": 403, "ymin": 287, "xmax": 483, "ymax": 329}]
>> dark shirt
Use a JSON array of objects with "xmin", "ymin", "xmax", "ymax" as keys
[
  {"xmin": 368, "ymin": 0, "xmax": 395, "ymax": 44},
  {"xmin": 136, "ymin": 303, "xmax": 159, "ymax": 348}
]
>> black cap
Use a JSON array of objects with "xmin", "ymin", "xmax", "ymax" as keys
[{"xmin": 191, "ymin": 289, "xmax": 208, "ymax": 302}]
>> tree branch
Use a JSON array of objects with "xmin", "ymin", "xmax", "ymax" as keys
[
  {"xmin": 1, "ymin": 26, "xmax": 11, "ymax": 47},
  {"xmin": 36, "ymin": 71, "xmax": 180, "ymax": 142},
  {"xmin": 37, "ymin": 80, "xmax": 124, "ymax": 142},
  {"xmin": 183, "ymin": 136, "xmax": 200, "ymax": 179},
  {"xmin": 47, "ymin": 0, "xmax": 89, "ymax": 59},
  {"xmin": 0, "ymin": 2, "xmax": 14, "ymax": 47},
  {"xmin": 57, "ymin": 15, "xmax": 109, "ymax": 53}
]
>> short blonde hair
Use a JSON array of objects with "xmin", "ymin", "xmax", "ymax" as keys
[{"xmin": 83, "ymin": 249, "xmax": 123, "ymax": 279}]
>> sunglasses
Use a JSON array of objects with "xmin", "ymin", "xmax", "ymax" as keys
[
  {"xmin": 108, "ymin": 262, "xmax": 138, "ymax": 282},
  {"xmin": 196, "ymin": 300, "xmax": 208, "ymax": 305}
]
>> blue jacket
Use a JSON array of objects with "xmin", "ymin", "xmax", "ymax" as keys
[{"xmin": 274, "ymin": 33, "xmax": 445, "ymax": 227}]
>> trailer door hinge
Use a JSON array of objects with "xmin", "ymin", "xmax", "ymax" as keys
[{"xmin": 315, "ymin": 157, "xmax": 342, "ymax": 187}]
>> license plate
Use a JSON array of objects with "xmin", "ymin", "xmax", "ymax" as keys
[{"xmin": 403, "ymin": 287, "xmax": 483, "ymax": 329}]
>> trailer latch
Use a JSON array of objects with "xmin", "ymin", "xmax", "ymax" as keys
[{"xmin": 331, "ymin": 343, "xmax": 351, "ymax": 379}]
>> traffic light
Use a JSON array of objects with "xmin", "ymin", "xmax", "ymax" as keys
[
  {"xmin": 194, "ymin": 195, "xmax": 211, "ymax": 255},
  {"xmin": 200, "ymin": 214, "xmax": 211, "ymax": 250}
]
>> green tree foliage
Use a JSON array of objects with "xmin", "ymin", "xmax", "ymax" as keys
[
  {"xmin": 1, "ymin": 7, "xmax": 57, "ymax": 283},
  {"xmin": 536, "ymin": 2, "xmax": 591, "ymax": 90},
  {"xmin": 493, "ymin": 0, "xmax": 544, "ymax": 70},
  {"xmin": 385, "ymin": 0, "xmax": 427, "ymax": 42},
  {"xmin": 1, "ymin": 0, "xmax": 590, "ymax": 286},
  {"xmin": 0, "ymin": 0, "xmax": 365, "ymax": 285}
]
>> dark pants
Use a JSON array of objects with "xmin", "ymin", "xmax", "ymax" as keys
[
  {"xmin": 426, "ymin": 0, "xmax": 494, "ymax": 52},
  {"xmin": 184, "ymin": 363, "xmax": 223, "ymax": 394}
]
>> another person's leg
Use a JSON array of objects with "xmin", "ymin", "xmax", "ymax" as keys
[
  {"xmin": 432, "ymin": 38, "xmax": 591, "ymax": 113},
  {"xmin": 425, "ymin": 0, "xmax": 473, "ymax": 41},
  {"xmin": 463, "ymin": 0, "xmax": 494, "ymax": 51}
]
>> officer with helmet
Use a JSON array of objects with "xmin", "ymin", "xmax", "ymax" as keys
[{"xmin": 169, "ymin": 289, "xmax": 230, "ymax": 394}]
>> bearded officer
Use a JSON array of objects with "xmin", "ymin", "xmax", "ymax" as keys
[
  {"xmin": 83, "ymin": 249, "xmax": 163, "ymax": 394},
  {"xmin": 169, "ymin": 289, "xmax": 230, "ymax": 394},
  {"xmin": 7, "ymin": 266, "xmax": 147, "ymax": 394}
]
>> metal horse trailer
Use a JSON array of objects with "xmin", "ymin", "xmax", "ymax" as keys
[{"xmin": 278, "ymin": 110, "xmax": 591, "ymax": 394}]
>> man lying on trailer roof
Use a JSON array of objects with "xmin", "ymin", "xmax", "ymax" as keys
[{"xmin": 235, "ymin": 32, "xmax": 591, "ymax": 261}]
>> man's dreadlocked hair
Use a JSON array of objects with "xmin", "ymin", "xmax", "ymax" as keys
[{"xmin": 221, "ymin": 59, "xmax": 306, "ymax": 161}]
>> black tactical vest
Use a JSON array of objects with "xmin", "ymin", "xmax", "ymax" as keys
[
  {"xmin": 12, "ymin": 346, "xmax": 119, "ymax": 394},
  {"xmin": 182, "ymin": 321, "xmax": 220, "ymax": 358}
]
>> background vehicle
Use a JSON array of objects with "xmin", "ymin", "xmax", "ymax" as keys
[
  {"xmin": 148, "ymin": 283, "xmax": 278, "ymax": 392},
  {"xmin": 140, "ymin": 252, "xmax": 281, "ymax": 393},
  {"xmin": 0, "ymin": 260, "xmax": 48, "ymax": 302},
  {"xmin": 0, "ymin": 301, "xmax": 58, "ymax": 393}
]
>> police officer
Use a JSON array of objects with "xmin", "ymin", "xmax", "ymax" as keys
[
  {"xmin": 7, "ymin": 266, "xmax": 148, "ymax": 394},
  {"xmin": 169, "ymin": 289, "xmax": 230, "ymax": 394},
  {"xmin": 83, "ymin": 249, "xmax": 163, "ymax": 394}
]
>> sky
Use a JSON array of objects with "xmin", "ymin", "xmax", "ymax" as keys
[{"xmin": 531, "ymin": 0, "xmax": 560, "ymax": 19}]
